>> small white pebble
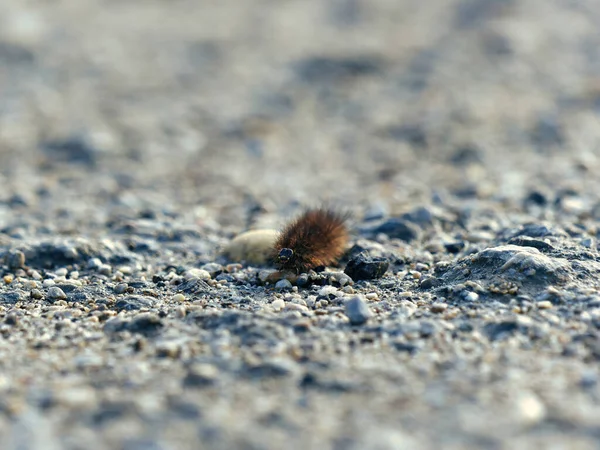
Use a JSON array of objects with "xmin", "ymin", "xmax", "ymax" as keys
[
  {"xmin": 69, "ymin": 271, "xmax": 79, "ymax": 280},
  {"xmin": 272, "ymin": 299, "xmax": 285, "ymax": 311},
  {"xmin": 184, "ymin": 269, "xmax": 211, "ymax": 281},
  {"xmin": 285, "ymin": 302, "xmax": 308, "ymax": 312},
  {"xmin": 318, "ymin": 286, "xmax": 339, "ymax": 297},
  {"xmin": 55, "ymin": 268, "xmax": 68, "ymax": 277},
  {"xmin": 29, "ymin": 270, "xmax": 42, "ymax": 280},
  {"xmin": 42, "ymin": 279, "xmax": 55, "ymax": 287},
  {"xmin": 365, "ymin": 292, "xmax": 379, "ymax": 301},
  {"xmin": 536, "ymin": 300, "xmax": 553, "ymax": 310},
  {"xmin": 87, "ymin": 258, "xmax": 102, "ymax": 269},
  {"xmin": 172, "ymin": 293, "xmax": 186, "ymax": 302},
  {"xmin": 118, "ymin": 266, "xmax": 133, "ymax": 275},
  {"xmin": 464, "ymin": 292, "xmax": 479, "ymax": 302}
]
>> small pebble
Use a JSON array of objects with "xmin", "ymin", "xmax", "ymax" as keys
[
  {"xmin": 114, "ymin": 283, "xmax": 129, "ymax": 294},
  {"xmin": 87, "ymin": 258, "xmax": 102, "ymax": 269},
  {"xmin": 536, "ymin": 300, "xmax": 553, "ymax": 309},
  {"xmin": 464, "ymin": 292, "xmax": 479, "ymax": 302},
  {"xmin": 184, "ymin": 269, "xmax": 211, "ymax": 280},
  {"xmin": 6, "ymin": 250, "xmax": 25, "ymax": 269},
  {"xmin": 200, "ymin": 263, "xmax": 223, "ymax": 277},
  {"xmin": 365, "ymin": 292, "xmax": 379, "ymax": 301},
  {"xmin": 47, "ymin": 287, "xmax": 67, "ymax": 301},
  {"xmin": 285, "ymin": 302, "xmax": 308, "ymax": 312},
  {"xmin": 344, "ymin": 295, "xmax": 373, "ymax": 325},
  {"xmin": 344, "ymin": 254, "xmax": 389, "ymax": 280},
  {"xmin": 272, "ymin": 299, "xmax": 285, "ymax": 311},
  {"xmin": 172, "ymin": 293, "xmax": 186, "ymax": 302},
  {"xmin": 275, "ymin": 279, "xmax": 293, "ymax": 290},
  {"xmin": 318, "ymin": 286, "xmax": 339, "ymax": 297},
  {"xmin": 29, "ymin": 270, "xmax": 42, "ymax": 280},
  {"xmin": 430, "ymin": 302, "xmax": 448, "ymax": 313},
  {"xmin": 43, "ymin": 279, "xmax": 55, "ymax": 287}
]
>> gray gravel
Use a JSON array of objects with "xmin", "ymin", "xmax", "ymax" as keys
[{"xmin": 2, "ymin": 0, "xmax": 600, "ymax": 449}]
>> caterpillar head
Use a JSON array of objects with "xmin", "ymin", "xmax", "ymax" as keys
[{"xmin": 277, "ymin": 248, "xmax": 294, "ymax": 265}]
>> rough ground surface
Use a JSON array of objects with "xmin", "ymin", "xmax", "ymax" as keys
[{"xmin": 2, "ymin": 0, "xmax": 600, "ymax": 449}]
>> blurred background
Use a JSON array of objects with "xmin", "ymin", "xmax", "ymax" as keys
[{"xmin": 1, "ymin": 0, "xmax": 600, "ymax": 231}]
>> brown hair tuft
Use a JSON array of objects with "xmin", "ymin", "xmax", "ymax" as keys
[{"xmin": 273, "ymin": 208, "xmax": 349, "ymax": 273}]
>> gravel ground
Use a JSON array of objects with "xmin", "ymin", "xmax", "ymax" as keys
[{"xmin": 2, "ymin": 0, "xmax": 600, "ymax": 449}]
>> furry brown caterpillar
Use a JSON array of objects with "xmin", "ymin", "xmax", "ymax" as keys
[{"xmin": 273, "ymin": 208, "xmax": 349, "ymax": 273}]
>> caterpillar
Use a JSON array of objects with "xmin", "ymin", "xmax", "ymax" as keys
[{"xmin": 273, "ymin": 208, "xmax": 349, "ymax": 274}]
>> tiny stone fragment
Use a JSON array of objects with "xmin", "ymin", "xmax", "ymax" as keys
[{"xmin": 344, "ymin": 295, "xmax": 373, "ymax": 325}]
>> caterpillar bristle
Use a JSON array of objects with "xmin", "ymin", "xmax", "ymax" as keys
[{"xmin": 273, "ymin": 208, "xmax": 349, "ymax": 274}]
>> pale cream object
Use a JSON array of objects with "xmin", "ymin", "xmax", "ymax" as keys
[{"xmin": 223, "ymin": 229, "xmax": 278, "ymax": 264}]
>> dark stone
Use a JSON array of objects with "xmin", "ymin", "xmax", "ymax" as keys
[
  {"xmin": 391, "ymin": 342, "xmax": 419, "ymax": 354},
  {"xmin": 126, "ymin": 313, "xmax": 163, "ymax": 335},
  {"xmin": 532, "ymin": 114, "xmax": 564, "ymax": 149},
  {"xmin": 0, "ymin": 291, "xmax": 26, "ymax": 304},
  {"xmin": 244, "ymin": 360, "xmax": 298, "ymax": 378},
  {"xmin": 296, "ymin": 273, "xmax": 310, "ymax": 288},
  {"xmin": 511, "ymin": 224, "xmax": 562, "ymax": 239},
  {"xmin": 483, "ymin": 320, "xmax": 519, "ymax": 341},
  {"xmin": 67, "ymin": 290, "xmax": 90, "ymax": 303},
  {"xmin": 383, "ymin": 124, "xmax": 427, "ymax": 148},
  {"xmin": 344, "ymin": 254, "xmax": 389, "ymax": 280},
  {"xmin": 115, "ymin": 295, "xmax": 154, "ymax": 311},
  {"xmin": 401, "ymin": 206, "xmax": 434, "ymax": 227},
  {"xmin": 294, "ymin": 55, "xmax": 383, "ymax": 84},
  {"xmin": 55, "ymin": 283, "xmax": 80, "ymax": 293},
  {"xmin": 419, "ymin": 277, "xmax": 439, "ymax": 289},
  {"xmin": 508, "ymin": 236, "xmax": 554, "ymax": 252},
  {"xmin": 299, "ymin": 372, "xmax": 357, "ymax": 392},
  {"xmin": 5, "ymin": 250, "xmax": 25, "ymax": 269},
  {"xmin": 41, "ymin": 136, "xmax": 99, "ymax": 167},
  {"xmin": 444, "ymin": 241, "xmax": 465, "ymax": 254},
  {"xmin": 177, "ymin": 278, "xmax": 211, "ymax": 295},
  {"xmin": 525, "ymin": 190, "xmax": 548, "ymax": 207},
  {"xmin": 127, "ymin": 281, "xmax": 149, "ymax": 289},
  {"xmin": 371, "ymin": 218, "xmax": 422, "ymax": 242},
  {"xmin": 449, "ymin": 145, "xmax": 482, "ymax": 165}
]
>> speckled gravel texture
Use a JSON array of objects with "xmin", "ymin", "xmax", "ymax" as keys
[{"xmin": 2, "ymin": 1, "xmax": 600, "ymax": 449}]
